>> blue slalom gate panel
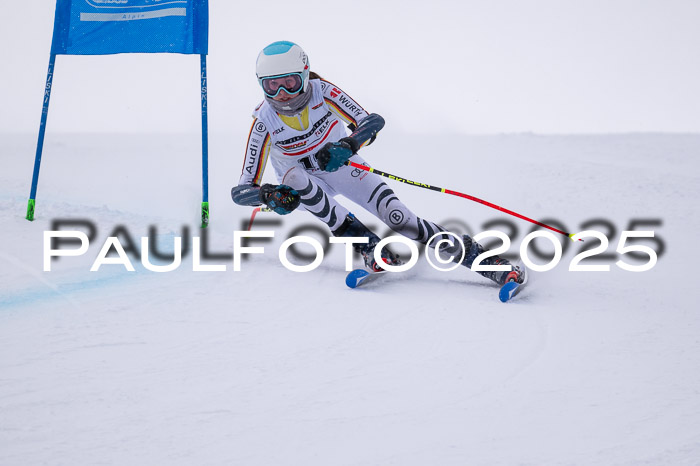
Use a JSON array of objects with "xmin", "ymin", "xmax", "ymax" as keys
[{"xmin": 51, "ymin": 0, "xmax": 208, "ymax": 55}]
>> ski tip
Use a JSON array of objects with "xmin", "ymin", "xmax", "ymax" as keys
[
  {"xmin": 346, "ymin": 269, "xmax": 370, "ymax": 289},
  {"xmin": 499, "ymin": 281, "xmax": 520, "ymax": 303}
]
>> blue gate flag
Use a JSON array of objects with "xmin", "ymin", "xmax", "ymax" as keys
[{"xmin": 51, "ymin": 0, "xmax": 208, "ymax": 55}]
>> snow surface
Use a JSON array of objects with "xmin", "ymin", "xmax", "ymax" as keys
[{"xmin": 1, "ymin": 132, "xmax": 700, "ymax": 465}]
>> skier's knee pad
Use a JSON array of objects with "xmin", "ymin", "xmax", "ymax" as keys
[{"xmin": 281, "ymin": 166, "xmax": 309, "ymax": 191}]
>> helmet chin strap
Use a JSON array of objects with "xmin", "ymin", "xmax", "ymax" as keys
[{"xmin": 265, "ymin": 85, "xmax": 312, "ymax": 116}]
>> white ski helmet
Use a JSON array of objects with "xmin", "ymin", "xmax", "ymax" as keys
[{"xmin": 256, "ymin": 41, "xmax": 310, "ymax": 97}]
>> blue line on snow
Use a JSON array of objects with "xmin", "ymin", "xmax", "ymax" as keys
[{"xmin": 0, "ymin": 270, "xmax": 143, "ymax": 309}]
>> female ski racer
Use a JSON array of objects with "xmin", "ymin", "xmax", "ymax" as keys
[{"xmin": 231, "ymin": 40, "xmax": 524, "ymax": 286}]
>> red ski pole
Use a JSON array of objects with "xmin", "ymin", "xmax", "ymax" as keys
[
  {"xmin": 246, "ymin": 206, "xmax": 272, "ymax": 231},
  {"xmin": 345, "ymin": 160, "xmax": 581, "ymax": 241}
]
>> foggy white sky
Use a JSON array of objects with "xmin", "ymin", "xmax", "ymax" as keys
[{"xmin": 0, "ymin": 0, "xmax": 699, "ymax": 135}]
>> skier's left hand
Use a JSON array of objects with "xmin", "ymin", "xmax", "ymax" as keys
[
  {"xmin": 259, "ymin": 184, "xmax": 300, "ymax": 215},
  {"xmin": 316, "ymin": 139, "xmax": 355, "ymax": 172}
]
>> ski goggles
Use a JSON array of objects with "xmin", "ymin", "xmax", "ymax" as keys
[{"xmin": 259, "ymin": 72, "xmax": 304, "ymax": 98}]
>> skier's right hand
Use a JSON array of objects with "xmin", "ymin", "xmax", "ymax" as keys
[
  {"xmin": 259, "ymin": 184, "xmax": 301, "ymax": 215},
  {"xmin": 316, "ymin": 140, "xmax": 354, "ymax": 172}
]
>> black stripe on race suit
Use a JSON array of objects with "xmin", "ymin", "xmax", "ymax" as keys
[
  {"xmin": 327, "ymin": 206, "xmax": 338, "ymax": 228},
  {"xmin": 296, "ymin": 179, "xmax": 315, "ymax": 197},
  {"xmin": 416, "ymin": 216, "xmax": 425, "ymax": 242},
  {"xmin": 303, "ymin": 186, "xmax": 325, "ymax": 207},
  {"xmin": 422, "ymin": 219, "xmax": 436, "ymax": 242},
  {"xmin": 374, "ymin": 187, "xmax": 395, "ymax": 211},
  {"xmin": 367, "ymin": 182, "xmax": 388, "ymax": 204},
  {"xmin": 310, "ymin": 191, "xmax": 332, "ymax": 219}
]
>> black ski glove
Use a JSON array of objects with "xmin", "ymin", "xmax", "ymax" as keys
[{"xmin": 259, "ymin": 184, "xmax": 300, "ymax": 215}]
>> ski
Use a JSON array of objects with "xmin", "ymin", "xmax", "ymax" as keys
[
  {"xmin": 498, "ymin": 265, "xmax": 529, "ymax": 303},
  {"xmin": 345, "ymin": 254, "xmax": 404, "ymax": 289},
  {"xmin": 347, "ymin": 264, "xmax": 530, "ymax": 302},
  {"xmin": 345, "ymin": 269, "xmax": 386, "ymax": 289}
]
